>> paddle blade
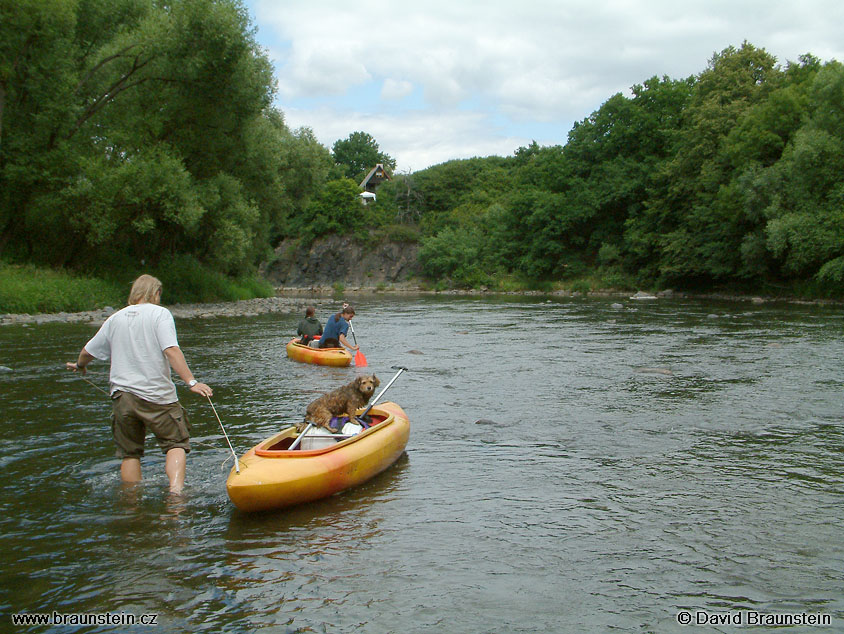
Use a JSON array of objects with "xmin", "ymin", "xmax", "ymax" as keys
[{"xmin": 355, "ymin": 350, "xmax": 368, "ymax": 367}]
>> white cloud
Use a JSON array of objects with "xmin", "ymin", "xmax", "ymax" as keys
[
  {"xmin": 249, "ymin": 0, "xmax": 844, "ymax": 169},
  {"xmin": 380, "ymin": 78, "xmax": 414, "ymax": 100},
  {"xmin": 283, "ymin": 106, "xmax": 531, "ymax": 172}
]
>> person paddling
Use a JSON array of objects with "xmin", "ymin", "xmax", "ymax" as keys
[
  {"xmin": 319, "ymin": 305, "xmax": 360, "ymax": 354},
  {"xmin": 65, "ymin": 274, "xmax": 212, "ymax": 494}
]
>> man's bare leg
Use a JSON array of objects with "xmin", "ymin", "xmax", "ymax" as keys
[
  {"xmin": 121, "ymin": 457, "xmax": 142, "ymax": 483},
  {"xmin": 165, "ymin": 448, "xmax": 186, "ymax": 494}
]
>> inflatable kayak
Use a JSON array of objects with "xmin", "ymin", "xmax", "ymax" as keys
[
  {"xmin": 286, "ymin": 336, "xmax": 352, "ymax": 366},
  {"xmin": 226, "ymin": 401, "xmax": 410, "ymax": 512}
]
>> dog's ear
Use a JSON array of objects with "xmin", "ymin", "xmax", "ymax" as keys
[
  {"xmin": 354, "ymin": 376, "xmax": 364, "ymax": 387},
  {"xmin": 372, "ymin": 374, "xmax": 380, "ymax": 386}
]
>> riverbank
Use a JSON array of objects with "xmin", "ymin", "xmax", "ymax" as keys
[
  {"xmin": 3, "ymin": 284, "xmax": 839, "ymax": 327},
  {"xmin": 0, "ymin": 295, "xmax": 313, "ymax": 326}
]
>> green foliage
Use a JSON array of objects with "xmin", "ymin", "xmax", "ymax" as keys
[
  {"xmin": 153, "ymin": 255, "xmax": 273, "ymax": 304},
  {"xmin": 758, "ymin": 62, "xmax": 844, "ymax": 281},
  {"xmin": 3, "ymin": 19, "xmax": 844, "ymax": 305},
  {"xmin": 291, "ymin": 178, "xmax": 368, "ymax": 243},
  {"xmin": 414, "ymin": 157, "xmax": 512, "ymax": 232},
  {"xmin": 0, "ymin": 0, "xmax": 331, "ymax": 300},
  {"xmin": 0, "ymin": 258, "xmax": 274, "ymax": 313},
  {"xmin": 374, "ymin": 223, "xmax": 421, "ymax": 244},
  {"xmin": 405, "ymin": 43, "xmax": 844, "ymax": 297},
  {"xmin": 570, "ymin": 280, "xmax": 592, "ymax": 294},
  {"xmin": 332, "ymin": 132, "xmax": 396, "ymax": 182}
]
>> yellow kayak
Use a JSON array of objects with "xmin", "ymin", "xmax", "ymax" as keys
[
  {"xmin": 286, "ymin": 336, "xmax": 352, "ymax": 366},
  {"xmin": 226, "ymin": 402, "xmax": 410, "ymax": 512}
]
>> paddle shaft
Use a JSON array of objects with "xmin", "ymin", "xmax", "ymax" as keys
[
  {"xmin": 358, "ymin": 366, "xmax": 408, "ymax": 422},
  {"xmin": 348, "ymin": 320, "xmax": 367, "ymax": 366},
  {"xmin": 289, "ymin": 423, "xmax": 313, "ymax": 450}
]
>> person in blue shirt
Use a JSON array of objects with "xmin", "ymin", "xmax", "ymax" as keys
[{"xmin": 319, "ymin": 305, "xmax": 359, "ymax": 353}]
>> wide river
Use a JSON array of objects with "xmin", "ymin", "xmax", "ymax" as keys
[{"xmin": 1, "ymin": 294, "xmax": 842, "ymax": 632}]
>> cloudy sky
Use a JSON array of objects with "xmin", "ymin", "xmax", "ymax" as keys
[{"xmin": 242, "ymin": 0, "xmax": 843, "ymax": 172}]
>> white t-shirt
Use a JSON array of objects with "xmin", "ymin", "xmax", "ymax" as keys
[{"xmin": 85, "ymin": 303, "xmax": 180, "ymax": 404}]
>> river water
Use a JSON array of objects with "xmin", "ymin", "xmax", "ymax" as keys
[{"xmin": 1, "ymin": 295, "xmax": 842, "ymax": 632}]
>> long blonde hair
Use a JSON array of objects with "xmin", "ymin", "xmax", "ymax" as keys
[{"xmin": 128, "ymin": 274, "xmax": 162, "ymax": 305}]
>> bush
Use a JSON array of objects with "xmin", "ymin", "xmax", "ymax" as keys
[
  {"xmin": 570, "ymin": 280, "xmax": 592, "ymax": 294},
  {"xmin": 375, "ymin": 223, "xmax": 421, "ymax": 243}
]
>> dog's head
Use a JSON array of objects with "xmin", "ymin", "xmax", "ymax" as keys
[{"xmin": 354, "ymin": 374, "xmax": 380, "ymax": 398}]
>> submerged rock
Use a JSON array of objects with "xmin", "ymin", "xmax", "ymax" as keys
[
  {"xmin": 634, "ymin": 367, "xmax": 674, "ymax": 376},
  {"xmin": 630, "ymin": 291, "xmax": 658, "ymax": 300}
]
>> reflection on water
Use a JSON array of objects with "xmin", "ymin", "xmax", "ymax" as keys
[{"xmin": 1, "ymin": 296, "xmax": 843, "ymax": 632}]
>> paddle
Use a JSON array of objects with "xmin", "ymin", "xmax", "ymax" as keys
[
  {"xmin": 289, "ymin": 422, "xmax": 313, "ymax": 451},
  {"xmin": 356, "ymin": 366, "xmax": 408, "ymax": 427},
  {"xmin": 348, "ymin": 320, "xmax": 367, "ymax": 367}
]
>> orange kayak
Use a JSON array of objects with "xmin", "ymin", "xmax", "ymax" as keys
[
  {"xmin": 286, "ymin": 336, "xmax": 352, "ymax": 366},
  {"xmin": 226, "ymin": 402, "xmax": 411, "ymax": 512}
]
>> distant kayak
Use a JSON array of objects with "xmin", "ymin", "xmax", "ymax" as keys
[
  {"xmin": 286, "ymin": 336, "xmax": 352, "ymax": 366},
  {"xmin": 226, "ymin": 401, "xmax": 411, "ymax": 512}
]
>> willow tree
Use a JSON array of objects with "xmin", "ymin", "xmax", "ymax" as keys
[{"xmin": 1, "ymin": 0, "xmax": 328, "ymax": 277}]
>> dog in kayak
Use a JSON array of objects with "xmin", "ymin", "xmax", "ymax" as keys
[{"xmin": 303, "ymin": 374, "xmax": 380, "ymax": 430}]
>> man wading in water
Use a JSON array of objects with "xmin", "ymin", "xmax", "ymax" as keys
[{"xmin": 66, "ymin": 274, "xmax": 212, "ymax": 494}]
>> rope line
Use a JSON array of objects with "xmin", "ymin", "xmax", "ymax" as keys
[{"xmin": 206, "ymin": 396, "xmax": 241, "ymax": 473}]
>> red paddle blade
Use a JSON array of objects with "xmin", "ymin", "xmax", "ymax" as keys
[{"xmin": 355, "ymin": 350, "xmax": 368, "ymax": 367}]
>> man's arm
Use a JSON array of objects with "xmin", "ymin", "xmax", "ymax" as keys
[
  {"xmin": 163, "ymin": 346, "xmax": 213, "ymax": 397},
  {"xmin": 66, "ymin": 348, "xmax": 96, "ymax": 374}
]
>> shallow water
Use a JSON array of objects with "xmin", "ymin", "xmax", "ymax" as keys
[{"xmin": 1, "ymin": 295, "xmax": 842, "ymax": 632}]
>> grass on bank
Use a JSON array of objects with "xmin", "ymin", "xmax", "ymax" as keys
[{"xmin": 0, "ymin": 260, "xmax": 275, "ymax": 315}]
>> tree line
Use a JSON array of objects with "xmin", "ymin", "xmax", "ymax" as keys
[
  {"xmin": 3, "ymin": 1, "xmax": 843, "ymax": 298},
  {"xmin": 376, "ymin": 43, "xmax": 843, "ymax": 295}
]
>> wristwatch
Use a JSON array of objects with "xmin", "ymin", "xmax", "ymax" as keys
[{"xmin": 188, "ymin": 379, "xmax": 198, "ymax": 387}]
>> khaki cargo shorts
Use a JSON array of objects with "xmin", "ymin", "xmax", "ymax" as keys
[{"xmin": 111, "ymin": 391, "xmax": 191, "ymax": 459}]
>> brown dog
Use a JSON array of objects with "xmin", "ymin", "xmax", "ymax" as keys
[{"xmin": 304, "ymin": 374, "xmax": 380, "ymax": 430}]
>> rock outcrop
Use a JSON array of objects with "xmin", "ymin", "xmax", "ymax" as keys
[{"xmin": 263, "ymin": 235, "xmax": 421, "ymax": 287}]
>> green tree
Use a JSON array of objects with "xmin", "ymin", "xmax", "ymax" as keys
[
  {"xmin": 634, "ymin": 42, "xmax": 780, "ymax": 283},
  {"xmin": 0, "ymin": 0, "xmax": 333, "ymax": 279},
  {"xmin": 0, "ymin": 0, "xmax": 83, "ymax": 256},
  {"xmin": 761, "ymin": 62, "xmax": 844, "ymax": 287},
  {"xmin": 292, "ymin": 178, "xmax": 366, "ymax": 242},
  {"xmin": 332, "ymin": 131, "xmax": 396, "ymax": 181}
]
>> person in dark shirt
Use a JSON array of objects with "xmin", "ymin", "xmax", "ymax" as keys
[{"xmin": 296, "ymin": 306, "xmax": 323, "ymax": 345}]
